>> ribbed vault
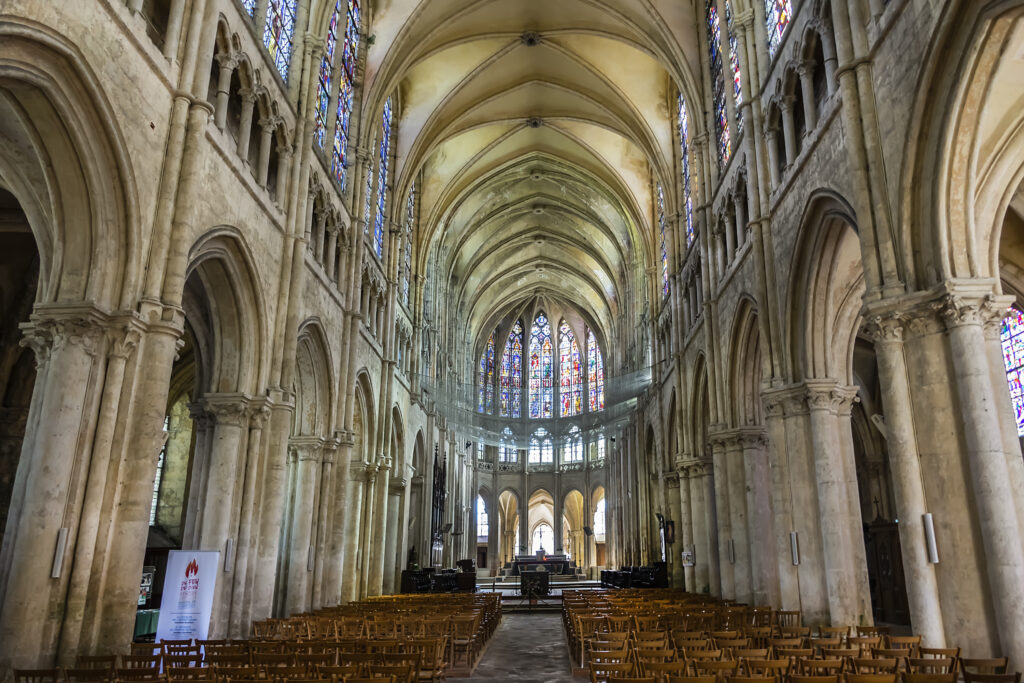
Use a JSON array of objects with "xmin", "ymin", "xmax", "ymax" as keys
[{"xmin": 351, "ymin": 0, "xmax": 706, "ymax": 368}]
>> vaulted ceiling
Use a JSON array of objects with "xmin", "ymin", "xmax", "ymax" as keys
[{"xmin": 358, "ymin": 0, "xmax": 705, "ymax": 349}]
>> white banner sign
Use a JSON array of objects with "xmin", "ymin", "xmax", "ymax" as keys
[{"xmin": 155, "ymin": 550, "xmax": 219, "ymax": 643}]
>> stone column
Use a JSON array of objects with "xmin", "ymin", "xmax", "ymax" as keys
[
  {"xmin": 765, "ymin": 127, "xmax": 782, "ymax": 188},
  {"xmin": 0, "ymin": 315, "xmax": 105, "ymax": 668},
  {"xmin": 864, "ymin": 313, "xmax": 942, "ymax": 651},
  {"xmin": 780, "ymin": 96, "xmax": 798, "ymax": 166},
  {"xmin": 285, "ymin": 438, "xmax": 323, "ymax": 615},
  {"xmin": 806, "ymin": 381, "xmax": 868, "ymax": 625},
  {"xmin": 382, "ymin": 481, "xmax": 402, "ymax": 594},
  {"xmin": 256, "ymin": 116, "xmax": 280, "ymax": 187},
  {"xmin": 312, "ymin": 441, "xmax": 337, "ymax": 609},
  {"xmin": 198, "ymin": 393, "xmax": 250, "ymax": 637},
  {"xmin": 325, "ymin": 430, "xmax": 355, "ymax": 605},
  {"xmin": 940, "ymin": 294, "xmax": 1024, "ymax": 666},
  {"xmin": 235, "ymin": 88, "xmax": 258, "ymax": 161},
  {"xmin": 342, "ymin": 462, "xmax": 365, "ymax": 603},
  {"xmin": 797, "ymin": 61, "xmax": 819, "ymax": 130},
  {"xmin": 214, "ymin": 53, "xmax": 236, "ymax": 130},
  {"xmin": 358, "ymin": 464, "xmax": 377, "ymax": 598},
  {"xmin": 762, "ymin": 389, "xmax": 802, "ymax": 610},
  {"xmin": 367, "ymin": 460, "xmax": 391, "ymax": 596},
  {"xmin": 665, "ymin": 473, "xmax": 683, "ymax": 588},
  {"xmin": 709, "ymin": 435, "xmax": 734, "ymax": 598},
  {"xmin": 740, "ymin": 429, "xmax": 779, "ymax": 607},
  {"xmin": 725, "ymin": 434, "xmax": 752, "ymax": 603}
]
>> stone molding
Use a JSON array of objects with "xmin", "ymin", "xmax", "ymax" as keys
[{"xmin": 203, "ymin": 393, "xmax": 252, "ymax": 427}]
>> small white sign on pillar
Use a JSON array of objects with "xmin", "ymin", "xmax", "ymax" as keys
[{"xmin": 155, "ymin": 550, "xmax": 220, "ymax": 643}]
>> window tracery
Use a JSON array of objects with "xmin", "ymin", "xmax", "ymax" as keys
[
  {"xmin": 402, "ymin": 182, "xmax": 415, "ymax": 305},
  {"xmin": 529, "ymin": 427, "xmax": 553, "ymax": 463},
  {"xmin": 559, "ymin": 320, "xmax": 582, "ymax": 417},
  {"xmin": 373, "ymin": 97, "xmax": 393, "ymax": 259},
  {"xmin": 529, "ymin": 313, "xmax": 554, "ymax": 419},
  {"xmin": 588, "ymin": 328, "xmax": 605, "ymax": 412},
  {"xmin": 706, "ymin": 0, "xmax": 732, "ymax": 166},
  {"xmin": 500, "ymin": 321, "xmax": 523, "ymax": 418},
  {"xmin": 658, "ymin": 183, "xmax": 669, "ymax": 297},
  {"xmin": 478, "ymin": 331, "xmax": 495, "ymax": 414},
  {"xmin": 724, "ymin": 0, "xmax": 744, "ymax": 134},
  {"xmin": 331, "ymin": 0, "xmax": 360, "ymax": 188},
  {"xmin": 499, "ymin": 427, "xmax": 517, "ymax": 462},
  {"xmin": 563, "ymin": 425, "xmax": 583, "ymax": 463}
]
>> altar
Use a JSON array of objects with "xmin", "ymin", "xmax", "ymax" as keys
[{"xmin": 510, "ymin": 552, "xmax": 572, "ymax": 576}]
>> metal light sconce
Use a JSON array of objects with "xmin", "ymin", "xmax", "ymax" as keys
[
  {"xmin": 51, "ymin": 528, "xmax": 69, "ymax": 579},
  {"xmin": 923, "ymin": 513, "xmax": 939, "ymax": 564},
  {"xmin": 790, "ymin": 531, "xmax": 800, "ymax": 566}
]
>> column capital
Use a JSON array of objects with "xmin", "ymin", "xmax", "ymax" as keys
[
  {"xmin": 762, "ymin": 384, "xmax": 810, "ymax": 417},
  {"xmin": 289, "ymin": 437, "xmax": 324, "ymax": 463},
  {"xmin": 804, "ymin": 380, "xmax": 859, "ymax": 415},
  {"xmin": 203, "ymin": 393, "xmax": 252, "ymax": 427},
  {"xmin": 248, "ymin": 398, "xmax": 273, "ymax": 429},
  {"xmin": 862, "ymin": 311, "xmax": 905, "ymax": 343},
  {"xmin": 21, "ymin": 304, "xmax": 111, "ymax": 365},
  {"xmin": 937, "ymin": 292, "xmax": 1013, "ymax": 334}
]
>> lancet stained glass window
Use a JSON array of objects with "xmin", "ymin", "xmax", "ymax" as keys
[
  {"xmin": 402, "ymin": 182, "xmax": 415, "ymax": 305},
  {"xmin": 478, "ymin": 332, "xmax": 495, "ymax": 414},
  {"xmin": 373, "ymin": 98, "xmax": 393, "ymax": 259},
  {"xmin": 559, "ymin": 321, "xmax": 582, "ymax": 417},
  {"xmin": 1000, "ymin": 308, "xmax": 1024, "ymax": 436},
  {"xmin": 724, "ymin": 0, "xmax": 744, "ymax": 134},
  {"xmin": 477, "ymin": 495, "xmax": 488, "ymax": 535},
  {"xmin": 765, "ymin": 0, "xmax": 794, "ymax": 58},
  {"xmin": 242, "ymin": 0, "xmax": 256, "ymax": 17},
  {"xmin": 563, "ymin": 425, "xmax": 583, "ymax": 462},
  {"xmin": 588, "ymin": 328, "xmax": 605, "ymax": 412},
  {"xmin": 331, "ymin": 0, "xmax": 360, "ymax": 188},
  {"xmin": 363, "ymin": 134, "xmax": 376, "ymax": 233},
  {"xmin": 678, "ymin": 95, "xmax": 695, "ymax": 248},
  {"xmin": 263, "ymin": 0, "xmax": 297, "ymax": 81},
  {"xmin": 499, "ymin": 427, "xmax": 517, "ymax": 462},
  {"xmin": 706, "ymin": 0, "xmax": 732, "ymax": 166},
  {"xmin": 500, "ymin": 322, "xmax": 523, "ymax": 418},
  {"xmin": 529, "ymin": 428, "xmax": 553, "ymax": 463},
  {"xmin": 314, "ymin": 1, "xmax": 340, "ymax": 149},
  {"xmin": 529, "ymin": 314, "xmax": 554, "ymax": 419},
  {"xmin": 658, "ymin": 183, "xmax": 669, "ymax": 297}
]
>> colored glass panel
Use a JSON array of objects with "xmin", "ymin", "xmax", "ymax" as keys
[
  {"xmin": 706, "ymin": 0, "xmax": 732, "ymax": 166},
  {"xmin": 529, "ymin": 428, "xmax": 553, "ymax": 463},
  {"xmin": 678, "ymin": 95, "xmax": 695, "ymax": 248},
  {"xmin": 330, "ymin": 0, "xmax": 360, "ymax": 188},
  {"xmin": 263, "ymin": 0, "xmax": 297, "ymax": 81},
  {"xmin": 499, "ymin": 427, "xmax": 517, "ymax": 462},
  {"xmin": 500, "ymin": 322, "xmax": 523, "ymax": 418},
  {"xmin": 241, "ymin": 0, "xmax": 256, "ymax": 16},
  {"xmin": 529, "ymin": 314, "xmax": 554, "ymax": 419},
  {"xmin": 1000, "ymin": 308, "xmax": 1024, "ymax": 436},
  {"xmin": 402, "ymin": 182, "xmax": 415, "ymax": 305},
  {"xmin": 658, "ymin": 184, "xmax": 669, "ymax": 297},
  {"xmin": 477, "ymin": 495, "xmax": 488, "ymax": 534},
  {"xmin": 588, "ymin": 329, "xmax": 605, "ymax": 412},
  {"xmin": 314, "ymin": 1, "xmax": 340, "ymax": 149},
  {"xmin": 363, "ymin": 134, "xmax": 375, "ymax": 233},
  {"xmin": 478, "ymin": 332, "xmax": 495, "ymax": 414},
  {"xmin": 558, "ymin": 321, "xmax": 582, "ymax": 417},
  {"xmin": 373, "ymin": 98, "xmax": 392, "ymax": 259},
  {"xmin": 724, "ymin": 0, "xmax": 744, "ymax": 134},
  {"xmin": 765, "ymin": 0, "xmax": 794, "ymax": 58},
  {"xmin": 563, "ymin": 425, "xmax": 583, "ymax": 462}
]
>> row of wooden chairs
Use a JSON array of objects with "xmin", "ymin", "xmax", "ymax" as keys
[
  {"xmin": 11, "ymin": 671, "xmax": 401, "ymax": 683},
  {"xmin": 587, "ymin": 668, "xmax": 1023, "ymax": 683}
]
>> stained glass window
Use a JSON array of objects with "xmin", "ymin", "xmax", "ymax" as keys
[
  {"xmin": 263, "ymin": 0, "xmax": 297, "ymax": 81},
  {"xmin": 331, "ymin": 0, "xmax": 360, "ymax": 188},
  {"xmin": 477, "ymin": 495, "xmax": 488, "ymax": 535},
  {"xmin": 531, "ymin": 522, "xmax": 553, "ymax": 554},
  {"xmin": 596, "ymin": 433, "xmax": 606, "ymax": 460},
  {"xmin": 363, "ymin": 134, "xmax": 376, "ymax": 233},
  {"xmin": 658, "ymin": 183, "xmax": 669, "ymax": 297},
  {"xmin": 765, "ymin": 0, "xmax": 794, "ymax": 58},
  {"xmin": 478, "ymin": 332, "xmax": 495, "ymax": 414},
  {"xmin": 706, "ymin": 0, "xmax": 732, "ymax": 166},
  {"xmin": 678, "ymin": 95, "xmax": 695, "ymax": 249},
  {"xmin": 563, "ymin": 425, "xmax": 583, "ymax": 462},
  {"xmin": 402, "ymin": 182, "xmax": 415, "ymax": 305},
  {"xmin": 529, "ymin": 428, "xmax": 553, "ymax": 463},
  {"xmin": 558, "ymin": 321, "xmax": 583, "ymax": 417},
  {"xmin": 529, "ymin": 314, "xmax": 554, "ymax": 419},
  {"xmin": 593, "ymin": 498, "xmax": 606, "ymax": 537},
  {"xmin": 150, "ymin": 414, "xmax": 170, "ymax": 526},
  {"xmin": 1000, "ymin": 308, "xmax": 1024, "ymax": 436},
  {"xmin": 373, "ymin": 98, "xmax": 393, "ymax": 259},
  {"xmin": 588, "ymin": 328, "xmax": 605, "ymax": 412},
  {"xmin": 499, "ymin": 426, "xmax": 517, "ymax": 462},
  {"xmin": 241, "ymin": 0, "xmax": 256, "ymax": 17},
  {"xmin": 724, "ymin": 0, "xmax": 744, "ymax": 134},
  {"xmin": 314, "ymin": 2, "xmax": 341, "ymax": 149},
  {"xmin": 500, "ymin": 322, "xmax": 523, "ymax": 418}
]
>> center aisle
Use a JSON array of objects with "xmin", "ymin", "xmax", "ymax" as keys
[{"xmin": 449, "ymin": 611, "xmax": 576, "ymax": 682}]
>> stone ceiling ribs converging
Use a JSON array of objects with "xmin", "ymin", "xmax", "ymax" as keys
[{"xmin": 360, "ymin": 0, "xmax": 704, "ymax": 350}]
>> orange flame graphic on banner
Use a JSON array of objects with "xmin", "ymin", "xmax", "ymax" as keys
[{"xmin": 185, "ymin": 558, "xmax": 199, "ymax": 578}]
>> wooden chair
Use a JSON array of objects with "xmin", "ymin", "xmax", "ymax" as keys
[
  {"xmin": 317, "ymin": 665, "xmax": 362, "ymax": 680},
  {"xmin": 775, "ymin": 611, "xmax": 802, "ymax": 630},
  {"xmin": 591, "ymin": 662, "xmax": 637, "ymax": 683},
  {"xmin": 254, "ymin": 653, "xmax": 295, "ymax": 668},
  {"xmin": 665, "ymin": 676, "xmax": 717, "ymax": 683},
  {"xmin": 692, "ymin": 658, "xmax": 739, "ymax": 682},
  {"xmin": 215, "ymin": 667, "xmax": 259, "ymax": 680},
  {"xmin": 819, "ymin": 627, "xmax": 851, "ymax": 641},
  {"xmin": 687, "ymin": 650, "xmax": 725, "ymax": 664},
  {"xmin": 886, "ymin": 638, "xmax": 922, "ymax": 658},
  {"xmin": 854, "ymin": 659, "xmax": 899, "ymax": 675},
  {"xmin": 856, "ymin": 627, "xmax": 891, "ymax": 638},
  {"xmin": 164, "ymin": 655, "xmax": 202, "ymax": 669},
  {"xmin": 747, "ymin": 659, "xmax": 790, "ymax": 682},
  {"xmin": 274, "ymin": 666, "xmax": 313, "ymax": 680},
  {"xmin": 75, "ymin": 657, "xmax": 117, "ymax": 671},
  {"xmin": 13, "ymin": 672, "xmax": 60, "ymax": 683},
  {"xmin": 120, "ymin": 657, "xmax": 162, "ymax": 671},
  {"xmin": 165, "ymin": 669, "xmax": 214, "ymax": 682},
  {"xmin": 206, "ymin": 655, "xmax": 249, "ymax": 668},
  {"xmin": 848, "ymin": 639, "xmax": 883, "ymax": 657},
  {"xmin": 367, "ymin": 664, "xmax": 412, "ymax": 683},
  {"xmin": 64, "ymin": 670, "xmax": 111, "ymax": 683},
  {"xmin": 907, "ymin": 658, "xmax": 955, "ymax": 675},
  {"xmin": 808, "ymin": 638, "xmax": 843, "ymax": 655},
  {"xmin": 734, "ymin": 649, "xmax": 770, "ymax": 663},
  {"xmin": 801, "ymin": 660, "xmax": 844, "ymax": 676},
  {"xmin": 642, "ymin": 661, "xmax": 690, "ymax": 682},
  {"xmin": 845, "ymin": 674, "xmax": 898, "ymax": 683},
  {"xmin": 129, "ymin": 646, "xmax": 162, "ymax": 657},
  {"xmin": 591, "ymin": 648, "xmax": 633, "ymax": 665},
  {"xmin": 961, "ymin": 674, "xmax": 1021, "ymax": 683},
  {"xmin": 635, "ymin": 648, "xmax": 676, "ymax": 673},
  {"xmin": 113, "ymin": 669, "xmax": 161, "ymax": 683},
  {"xmin": 787, "ymin": 676, "xmax": 840, "ymax": 683},
  {"xmin": 961, "ymin": 659, "xmax": 1009, "ymax": 675},
  {"xmin": 449, "ymin": 614, "xmax": 480, "ymax": 668},
  {"xmin": 918, "ymin": 648, "xmax": 959, "ymax": 663},
  {"xmin": 729, "ymin": 677, "xmax": 777, "ymax": 683},
  {"xmin": 609, "ymin": 678, "xmax": 656, "ymax": 683},
  {"xmin": 900, "ymin": 674, "xmax": 957, "ymax": 683}
]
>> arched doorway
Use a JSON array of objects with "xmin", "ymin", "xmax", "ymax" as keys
[
  {"xmin": 527, "ymin": 489, "xmax": 554, "ymax": 554},
  {"xmin": 497, "ymin": 489, "xmax": 520, "ymax": 567}
]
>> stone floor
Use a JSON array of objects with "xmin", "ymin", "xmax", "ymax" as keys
[{"xmin": 449, "ymin": 611, "xmax": 577, "ymax": 682}]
